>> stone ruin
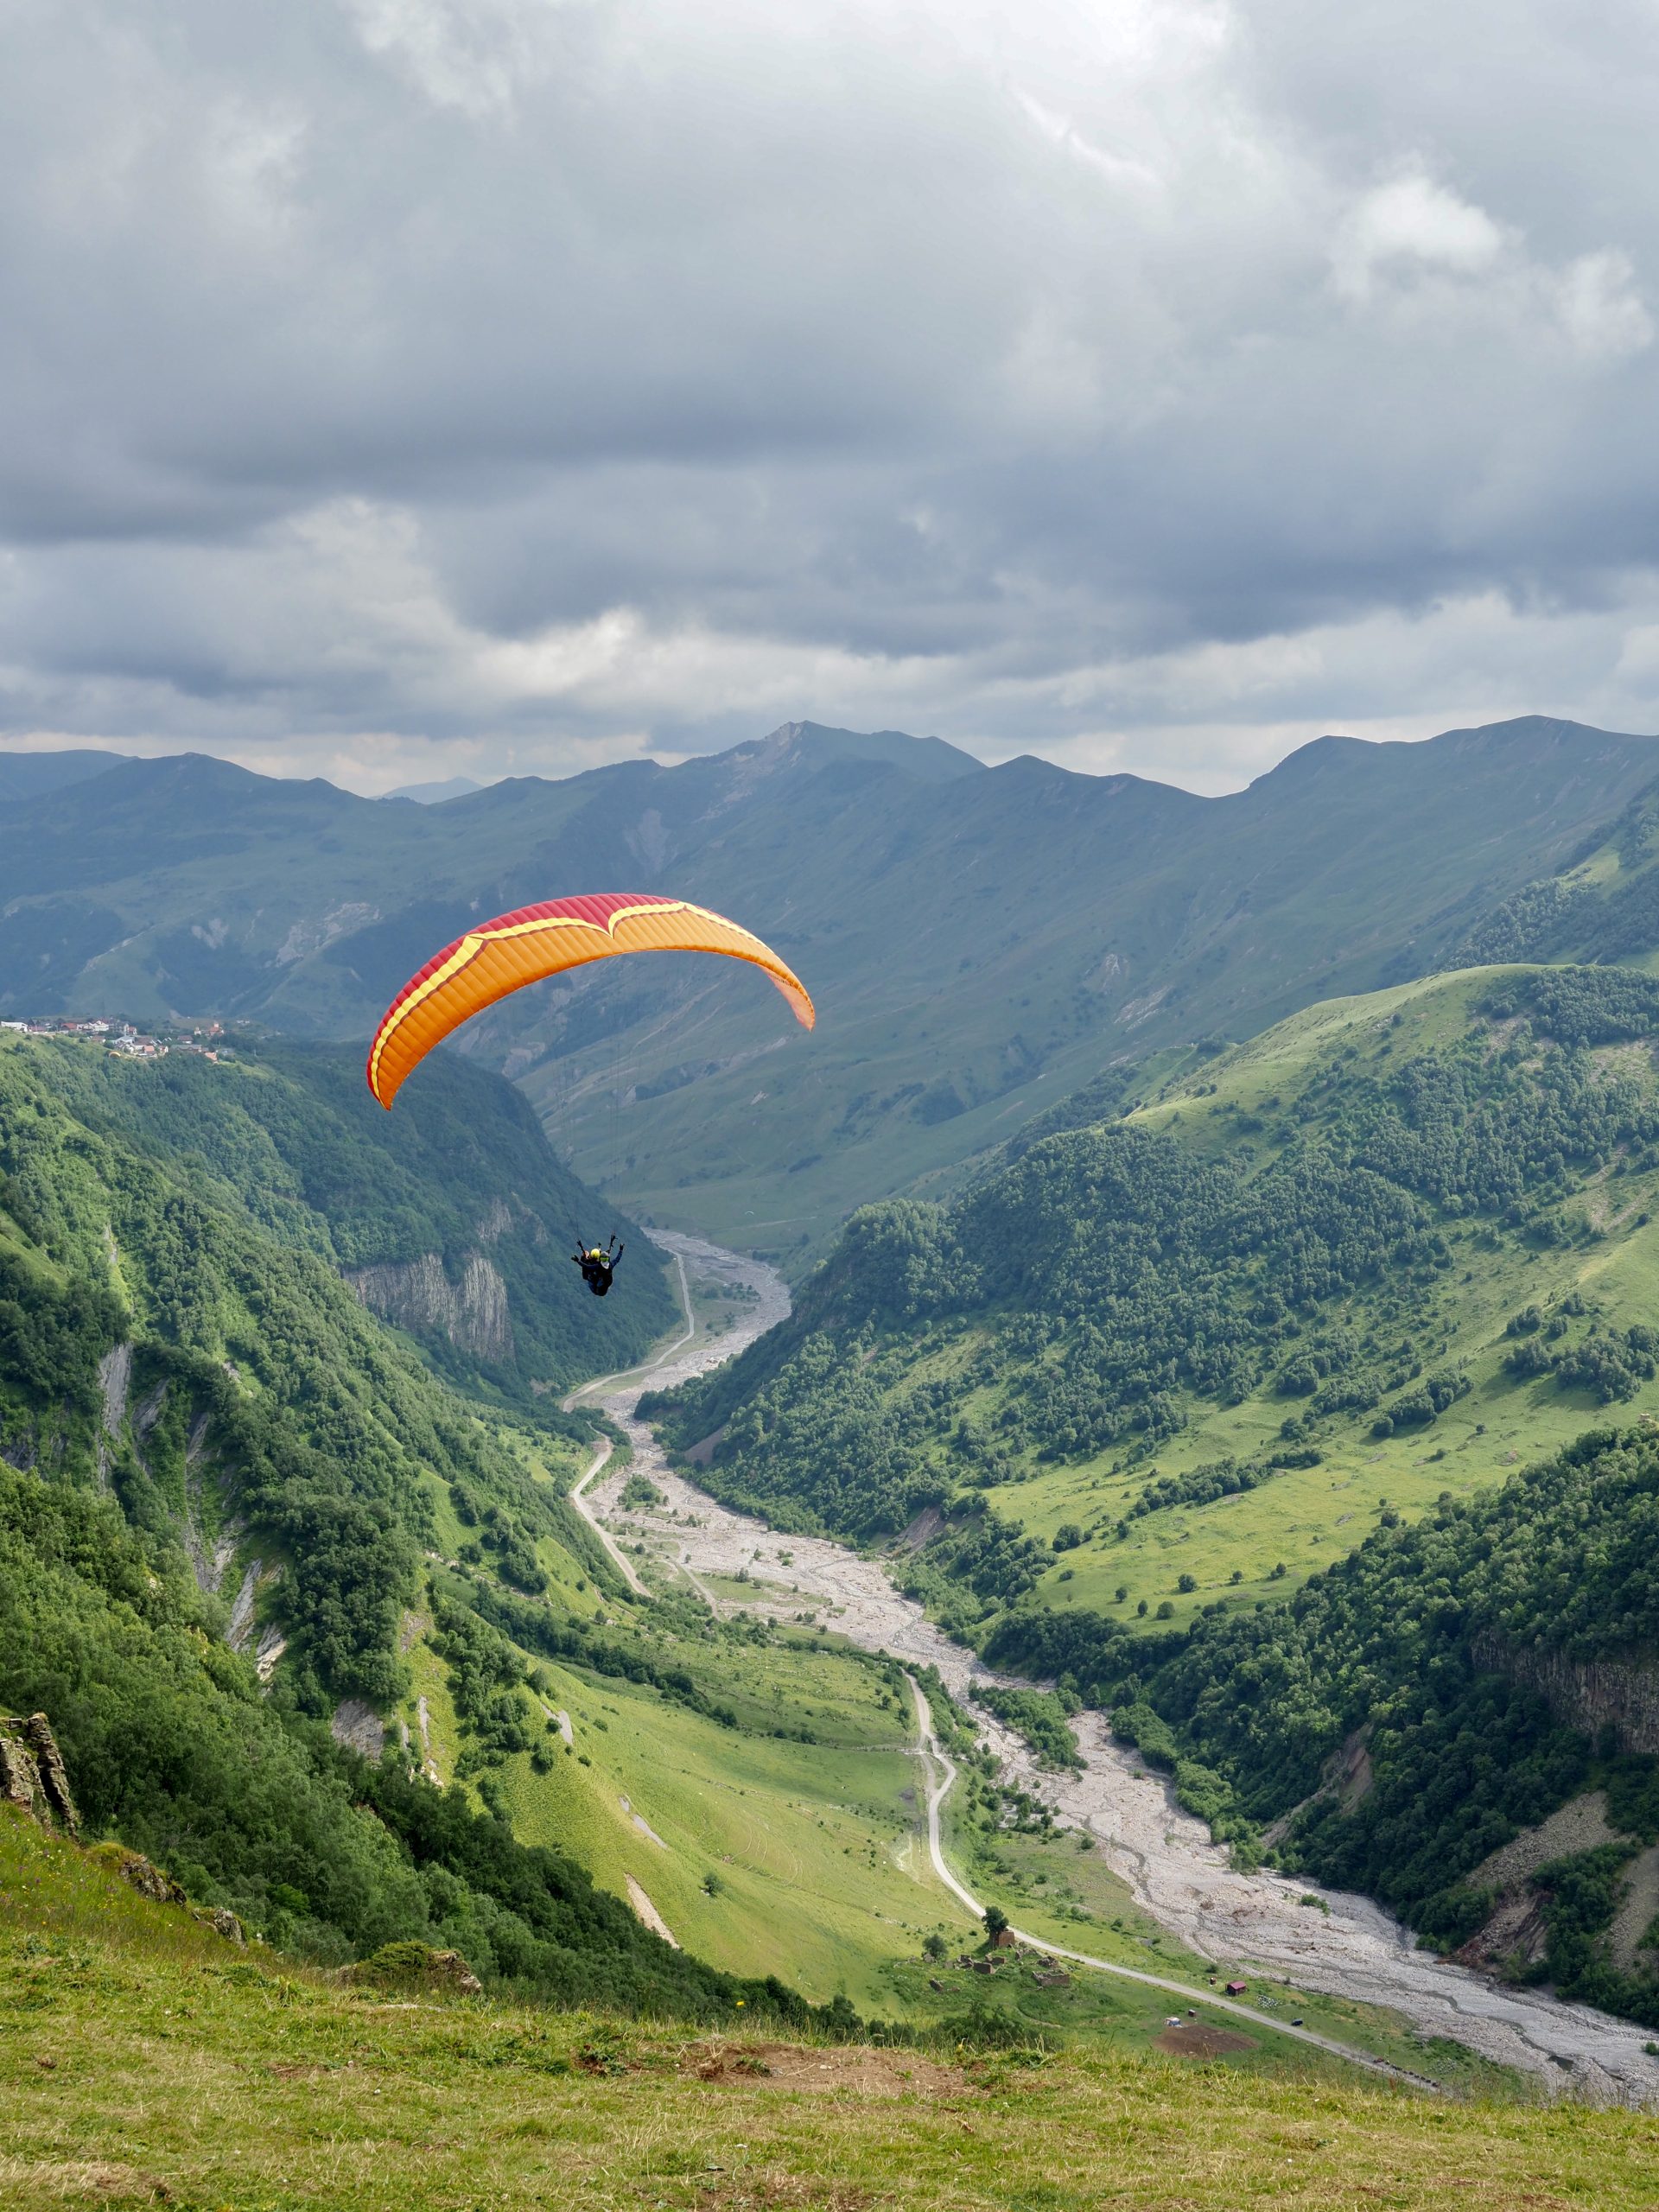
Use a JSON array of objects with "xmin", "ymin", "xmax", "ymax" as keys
[{"xmin": 0, "ymin": 1713, "xmax": 79, "ymax": 1834}]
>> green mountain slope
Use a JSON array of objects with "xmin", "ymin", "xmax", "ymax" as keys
[
  {"xmin": 5, "ymin": 717, "xmax": 1659, "ymax": 1249},
  {"xmin": 0, "ymin": 1032, "xmax": 961, "ymax": 2016},
  {"xmin": 645, "ymin": 962, "xmax": 1659, "ymax": 2026},
  {"xmin": 1451, "ymin": 776, "xmax": 1659, "ymax": 976},
  {"xmin": 652, "ymin": 963, "xmax": 1659, "ymax": 1608},
  {"xmin": 24, "ymin": 1034, "xmax": 676, "ymax": 1400},
  {"xmin": 0, "ymin": 1033, "xmax": 848, "ymax": 2020}
]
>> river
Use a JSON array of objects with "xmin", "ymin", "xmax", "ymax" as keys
[{"xmin": 569, "ymin": 1231, "xmax": 1659, "ymax": 2103}]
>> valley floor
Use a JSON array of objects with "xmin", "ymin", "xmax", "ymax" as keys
[{"xmin": 589, "ymin": 1236, "xmax": 1659, "ymax": 2104}]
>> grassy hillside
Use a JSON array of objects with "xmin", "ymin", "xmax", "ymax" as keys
[
  {"xmin": 6, "ymin": 717, "xmax": 1659, "ymax": 1249},
  {"xmin": 7, "ymin": 1810, "xmax": 1659, "ymax": 2212},
  {"xmin": 0, "ymin": 1027, "xmax": 1086, "ymax": 2027},
  {"xmin": 653, "ymin": 963, "xmax": 1659, "ymax": 1611}
]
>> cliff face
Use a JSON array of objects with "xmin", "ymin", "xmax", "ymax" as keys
[
  {"xmin": 345, "ymin": 1251, "xmax": 515, "ymax": 1364},
  {"xmin": 0, "ymin": 1713, "xmax": 79, "ymax": 1834},
  {"xmin": 1474, "ymin": 1633, "xmax": 1659, "ymax": 1755}
]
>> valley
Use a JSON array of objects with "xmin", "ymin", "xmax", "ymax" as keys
[{"xmin": 580, "ymin": 1232, "xmax": 1659, "ymax": 2096}]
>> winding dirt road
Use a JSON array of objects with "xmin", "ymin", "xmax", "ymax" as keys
[{"xmin": 569, "ymin": 1232, "xmax": 1659, "ymax": 2103}]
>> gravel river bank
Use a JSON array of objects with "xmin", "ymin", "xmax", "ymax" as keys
[{"xmin": 569, "ymin": 1231, "xmax": 1659, "ymax": 2103}]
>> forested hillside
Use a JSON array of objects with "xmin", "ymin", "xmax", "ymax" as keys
[
  {"xmin": 653, "ymin": 963, "xmax": 1659, "ymax": 1594},
  {"xmin": 8, "ymin": 1034, "xmax": 677, "ymax": 1400},
  {"xmin": 1004, "ymin": 1424, "xmax": 1659, "ymax": 2030},
  {"xmin": 646, "ymin": 963, "xmax": 1659, "ymax": 2026},
  {"xmin": 5, "ymin": 716, "xmax": 1659, "ymax": 1249},
  {"xmin": 0, "ymin": 1030, "xmax": 965, "ymax": 2021},
  {"xmin": 0, "ymin": 1029, "xmax": 791, "ymax": 2014}
]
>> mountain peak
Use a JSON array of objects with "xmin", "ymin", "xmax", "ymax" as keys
[{"xmin": 737, "ymin": 721, "xmax": 984, "ymax": 784}]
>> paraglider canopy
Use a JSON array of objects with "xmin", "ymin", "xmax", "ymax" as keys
[{"xmin": 366, "ymin": 890, "xmax": 814, "ymax": 1109}]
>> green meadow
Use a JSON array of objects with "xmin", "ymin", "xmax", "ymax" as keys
[{"xmin": 9, "ymin": 1806, "xmax": 1659, "ymax": 2212}]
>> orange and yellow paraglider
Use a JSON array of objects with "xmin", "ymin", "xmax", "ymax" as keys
[{"xmin": 365, "ymin": 891, "xmax": 814, "ymax": 1109}]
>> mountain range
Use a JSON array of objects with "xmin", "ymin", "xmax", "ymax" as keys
[{"xmin": 5, "ymin": 715, "xmax": 1659, "ymax": 1250}]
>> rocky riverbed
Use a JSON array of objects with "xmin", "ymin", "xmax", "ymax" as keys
[{"xmin": 573, "ymin": 1230, "xmax": 1659, "ymax": 2103}]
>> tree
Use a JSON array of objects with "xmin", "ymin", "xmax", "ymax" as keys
[
  {"xmin": 982, "ymin": 1904, "xmax": 1009, "ymax": 1941},
  {"xmin": 923, "ymin": 1931, "xmax": 948, "ymax": 1961}
]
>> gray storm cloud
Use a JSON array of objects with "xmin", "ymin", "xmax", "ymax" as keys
[{"xmin": 3, "ymin": 0, "xmax": 1658, "ymax": 790}]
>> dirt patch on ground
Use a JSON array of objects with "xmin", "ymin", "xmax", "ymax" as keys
[
  {"xmin": 1610, "ymin": 1840, "xmax": 1659, "ymax": 1969},
  {"xmin": 684, "ymin": 2041, "xmax": 963, "ymax": 2099},
  {"xmin": 1457, "ymin": 1885, "xmax": 1551, "ymax": 1974},
  {"xmin": 0, "ymin": 2160, "xmax": 173, "ymax": 2201},
  {"xmin": 625, "ymin": 1873, "xmax": 679, "ymax": 1948},
  {"xmin": 1154, "ymin": 2023, "xmax": 1255, "ymax": 2059},
  {"xmin": 696, "ymin": 2174, "xmax": 868, "ymax": 2211}
]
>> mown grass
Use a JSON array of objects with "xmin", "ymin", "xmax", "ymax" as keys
[{"xmin": 5, "ymin": 1808, "xmax": 1659, "ymax": 2212}]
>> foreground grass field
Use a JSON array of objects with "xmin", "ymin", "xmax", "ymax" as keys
[{"xmin": 6, "ymin": 1810, "xmax": 1659, "ymax": 2212}]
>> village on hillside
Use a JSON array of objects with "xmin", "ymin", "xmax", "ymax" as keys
[{"xmin": 0, "ymin": 1014, "xmax": 231, "ymax": 1061}]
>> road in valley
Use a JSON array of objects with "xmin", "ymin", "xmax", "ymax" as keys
[{"xmin": 569, "ymin": 1231, "xmax": 1659, "ymax": 2103}]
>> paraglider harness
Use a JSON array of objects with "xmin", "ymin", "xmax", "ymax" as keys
[{"xmin": 573, "ymin": 1235, "xmax": 623, "ymax": 1297}]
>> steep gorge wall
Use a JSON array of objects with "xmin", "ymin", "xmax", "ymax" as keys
[
  {"xmin": 345, "ymin": 1252, "xmax": 514, "ymax": 1363},
  {"xmin": 1475, "ymin": 1633, "xmax": 1659, "ymax": 1755}
]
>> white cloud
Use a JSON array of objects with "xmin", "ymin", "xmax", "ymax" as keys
[
  {"xmin": 1333, "ymin": 168, "xmax": 1504, "ymax": 300},
  {"xmin": 1553, "ymin": 248, "xmax": 1653, "ymax": 363},
  {"xmin": 3, "ymin": 0, "xmax": 1659, "ymax": 791}
]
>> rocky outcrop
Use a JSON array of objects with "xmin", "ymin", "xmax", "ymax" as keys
[
  {"xmin": 4, "ymin": 1721, "xmax": 245, "ymax": 1941},
  {"xmin": 331, "ymin": 1699, "xmax": 385, "ymax": 1759},
  {"xmin": 95, "ymin": 1342, "xmax": 131, "ymax": 1485},
  {"xmin": 1474, "ymin": 1633, "xmax": 1659, "ymax": 1754},
  {"xmin": 194, "ymin": 1904, "xmax": 247, "ymax": 1944},
  {"xmin": 90, "ymin": 1840, "xmax": 188, "ymax": 1904},
  {"xmin": 88, "ymin": 1841, "xmax": 244, "ymax": 1941},
  {"xmin": 344, "ymin": 1251, "xmax": 514, "ymax": 1363},
  {"xmin": 0, "ymin": 1713, "xmax": 79, "ymax": 1834},
  {"xmin": 1455, "ymin": 1793, "xmax": 1639, "ymax": 1979}
]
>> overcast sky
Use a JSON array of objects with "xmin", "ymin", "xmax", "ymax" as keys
[{"xmin": 5, "ymin": 0, "xmax": 1659, "ymax": 794}]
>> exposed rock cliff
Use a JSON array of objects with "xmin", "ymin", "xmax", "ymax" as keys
[
  {"xmin": 344, "ymin": 1251, "xmax": 514, "ymax": 1363},
  {"xmin": 0, "ymin": 1713, "xmax": 78, "ymax": 1834},
  {"xmin": 1474, "ymin": 1633, "xmax": 1659, "ymax": 1755}
]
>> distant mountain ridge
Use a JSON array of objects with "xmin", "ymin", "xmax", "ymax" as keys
[
  {"xmin": 0, "ymin": 748, "xmax": 130, "ymax": 803},
  {"xmin": 2, "ymin": 715, "xmax": 1657, "ymax": 1245},
  {"xmin": 385, "ymin": 775, "xmax": 487, "ymax": 804}
]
